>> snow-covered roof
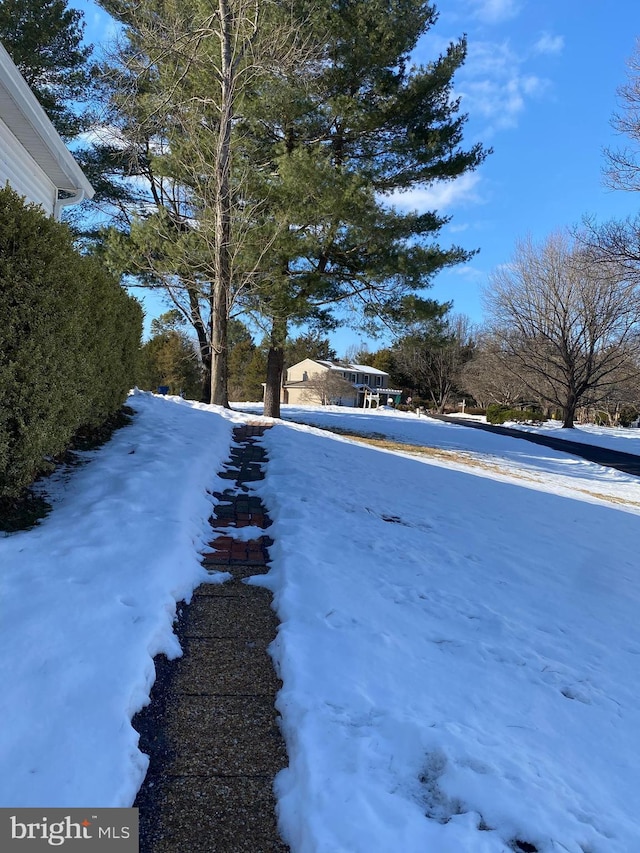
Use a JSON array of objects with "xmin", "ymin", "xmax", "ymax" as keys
[
  {"xmin": 0, "ymin": 41, "xmax": 94, "ymax": 207},
  {"xmin": 314, "ymin": 360, "xmax": 389, "ymax": 377}
]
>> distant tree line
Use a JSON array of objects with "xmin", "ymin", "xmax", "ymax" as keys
[
  {"xmin": 136, "ymin": 318, "xmax": 339, "ymax": 403},
  {"xmin": 170, "ymin": 246, "xmax": 640, "ymax": 425}
]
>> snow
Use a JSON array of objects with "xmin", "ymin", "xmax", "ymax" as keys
[
  {"xmin": 0, "ymin": 391, "xmax": 245, "ymax": 807},
  {"xmin": 2, "ymin": 397, "xmax": 640, "ymax": 853}
]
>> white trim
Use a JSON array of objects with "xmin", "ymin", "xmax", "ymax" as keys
[{"xmin": 0, "ymin": 41, "xmax": 94, "ymax": 214}]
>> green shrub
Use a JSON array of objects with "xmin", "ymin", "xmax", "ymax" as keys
[
  {"xmin": 486, "ymin": 404, "xmax": 508, "ymax": 423},
  {"xmin": 593, "ymin": 411, "xmax": 611, "ymax": 427},
  {"xmin": 619, "ymin": 406, "xmax": 639, "ymax": 428},
  {"xmin": 486, "ymin": 404, "xmax": 545, "ymax": 425},
  {"xmin": 0, "ymin": 186, "xmax": 142, "ymax": 497},
  {"xmin": 507, "ymin": 409, "xmax": 545, "ymax": 424}
]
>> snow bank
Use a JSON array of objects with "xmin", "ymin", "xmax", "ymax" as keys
[
  {"xmin": 255, "ymin": 419, "xmax": 640, "ymax": 853},
  {"xmin": 0, "ymin": 392, "xmax": 238, "ymax": 806}
]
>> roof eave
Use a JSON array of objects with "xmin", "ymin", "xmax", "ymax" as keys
[{"xmin": 0, "ymin": 42, "xmax": 94, "ymax": 200}]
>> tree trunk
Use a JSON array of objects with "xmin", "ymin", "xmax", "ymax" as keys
[
  {"xmin": 263, "ymin": 317, "xmax": 287, "ymax": 418},
  {"xmin": 264, "ymin": 346, "xmax": 284, "ymax": 418},
  {"xmin": 200, "ymin": 344, "xmax": 212, "ymax": 403},
  {"xmin": 210, "ymin": 0, "xmax": 234, "ymax": 408},
  {"xmin": 184, "ymin": 290, "xmax": 212, "ymax": 403},
  {"xmin": 562, "ymin": 395, "xmax": 577, "ymax": 428},
  {"xmin": 210, "ymin": 284, "xmax": 228, "ymax": 405}
]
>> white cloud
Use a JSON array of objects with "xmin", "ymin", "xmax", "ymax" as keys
[
  {"xmin": 471, "ymin": 0, "xmax": 522, "ymax": 24},
  {"xmin": 533, "ymin": 32, "xmax": 565, "ymax": 55},
  {"xmin": 457, "ymin": 40, "xmax": 550, "ymax": 132},
  {"xmin": 384, "ymin": 172, "xmax": 483, "ymax": 213},
  {"xmin": 450, "ymin": 263, "xmax": 486, "ymax": 280}
]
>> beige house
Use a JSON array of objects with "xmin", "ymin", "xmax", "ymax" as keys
[
  {"xmin": 0, "ymin": 41, "xmax": 93, "ymax": 218},
  {"xmin": 282, "ymin": 359, "xmax": 403, "ymax": 407}
]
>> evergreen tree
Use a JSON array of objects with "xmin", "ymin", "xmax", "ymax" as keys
[
  {"xmin": 240, "ymin": 0, "xmax": 489, "ymax": 416},
  {"xmin": 227, "ymin": 340, "xmax": 267, "ymax": 402},
  {"xmin": 91, "ymin": 0, "xmax": 219, "ymax": 400},
  {"xmin": 92, "ymin": 0, "xmax": 488, "ymax": 416},
  {"xmin": 136, "ymin": 312, "xmax": 202, "ymax": 398},
  {"xmin": 285, "ymin": 333, "xmax": 336, "ymax": 368},
  {"xmin": 0, "ymin": 0, "xmax": 95, "ymax": 140},
  {"xmin": 347, "ymin": 346, "xmax": 397, "ymax": 377},
  {"xmin": 227, "ymin": 319, "xmax": 266, "ymax": 401}
]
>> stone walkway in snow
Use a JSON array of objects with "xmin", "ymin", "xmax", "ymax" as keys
[{"xmin": 133, "ymin": 424, "xmax": 289, "ymax": 852}]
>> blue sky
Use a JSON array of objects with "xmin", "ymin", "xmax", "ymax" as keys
[
  {"xmin": 72, "ymin": 0, "xmax": 640, "ymax": 354},
  {"xmin": 404, "ymin": 0, "xmax": 640, "ymax": 334}
]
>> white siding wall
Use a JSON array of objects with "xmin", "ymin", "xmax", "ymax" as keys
[{"xmin": 0, "ymin": 117, "xmax": 57, "ymax": 215}]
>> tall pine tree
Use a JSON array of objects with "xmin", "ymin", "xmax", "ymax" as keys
[{"xmin": 238, "ymin": 0, "xmax": 489, "ymax": 416}]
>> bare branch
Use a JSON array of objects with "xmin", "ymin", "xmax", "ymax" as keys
[{"xmin": 483, "ymin": 231, "xmax": 640, "ymax": 427}]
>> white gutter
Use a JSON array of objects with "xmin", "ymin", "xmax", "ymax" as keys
[
  {"xmin": 0, "ymin": 41, "xmax": 94, "ymax": 204},
  {"xmin": 54, "ymin": 187, "xmax": 90, "ymax": 220}
]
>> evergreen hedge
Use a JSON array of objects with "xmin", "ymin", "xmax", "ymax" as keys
[
  {"xmin": 486, "ymin": 404, "xmax": 545, "ymax": 425},
  {"xmin": 0, "ymin": 186, "xmax": 142, "ymax": 497}
]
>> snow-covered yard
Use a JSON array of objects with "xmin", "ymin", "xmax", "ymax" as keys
[{"xmin": 2, "ymin": 395, "xmax": 640, "ymax": 852}]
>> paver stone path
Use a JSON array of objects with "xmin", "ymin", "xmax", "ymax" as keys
[{"xmin": 133, "ymin": 424, "xmax": 289, "ymax": 852}]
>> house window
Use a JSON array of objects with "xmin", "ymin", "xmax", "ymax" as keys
[
  {"xmin": 350, "ymin": 373, "xmax": 356, "ymax": 382},
  {"xmin": 375, "ymin": 375, "xmax": 382, "ymax": 386},
  {"xmin": 364, "ymin": 375, "xmax": 369, "ymax": 384}
]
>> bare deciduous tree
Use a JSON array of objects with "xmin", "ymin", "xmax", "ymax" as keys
[
  {"xmin": 300, "ymin": 371, "xmax": 355, "ymax": 406},
  {"xmin": 460, "ymin": 334, "xmax": 530, "ymax": 408},
  {"xmin": 604, "ymin": 37, "xmax": 640, "ymax": 193},
  {"xmin": 393, "ymin": 314, "xmax": 474, "ymax": 413},
  {"xmin": 484, "ymin": 232, "xmax": 640, "ymax": 428},
  {"xmin": 580, "ymin": 39, "xmax": 640, "ymax": 280}
]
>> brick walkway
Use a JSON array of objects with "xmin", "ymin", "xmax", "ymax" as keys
[{"xmin": 133, "ymin": 424, "xmax": 289, "ymax": 852}]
